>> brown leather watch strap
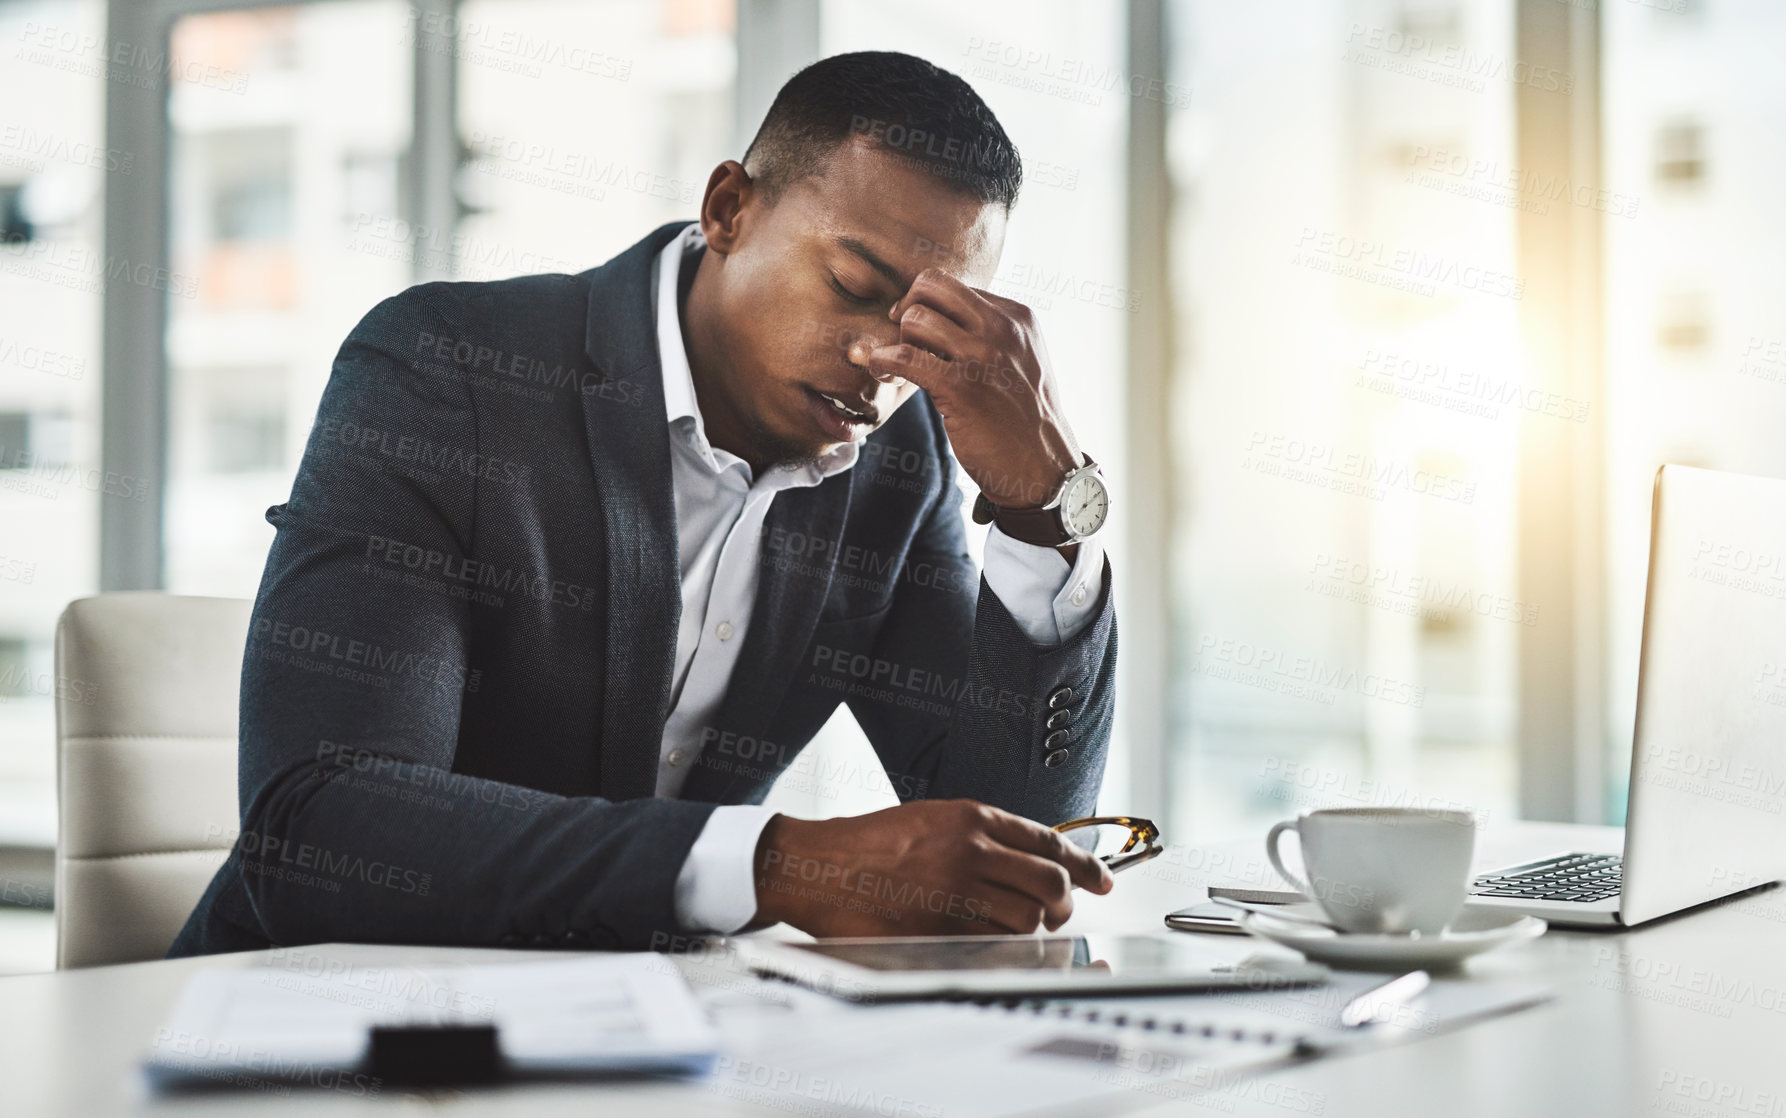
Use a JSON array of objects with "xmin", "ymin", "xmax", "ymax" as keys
[
  {"xmin": 986, "ymin": 502, "xmax": 1071, "ymax": 546},
  {"xmin": 972, "ymin": 456, "xmax": 1098, "ymax": 547},
  {"xmin": 972, "ymin": 492, "xmax": 1072, "ymax": 546}
]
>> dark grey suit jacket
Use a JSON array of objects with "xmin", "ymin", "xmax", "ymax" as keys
[{"xmin": 168, "ymin": 222, "xmax": 1117, "ymax": 957}]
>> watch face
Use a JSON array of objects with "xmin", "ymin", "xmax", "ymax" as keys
[{"xmin": 1061, "ymin": 472, "xmax": 1109, "ymax": 538}]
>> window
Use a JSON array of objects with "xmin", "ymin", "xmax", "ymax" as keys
[
  {"xmin": 1655, "ymin": 291, "xmax": 1708, "ymax": 353},
  {"xmin": 13, "ymin": 0, "xmax": 1772, "ymax": 899},
  {"xmin": 340, "ymin": 150, "xmax": 400, "ymax": 222},
  {"xmin": 0, "ymin": 414, "xmax": 28, "ymax": 467},
  {"xmin": 164, "ymin": 2, "xmax": 415, "ymax": 598},
  {"xmin": 0, "ymin": 639, "xmax": 31, "ymax": 700},
  {"xmin": 453, "ymin": 0, "xmax": 738, "ymax": 276},
  {"xmin": 1654, "ymin": 120, "xmax": 1705, "ymax": 184},
  {"xmin": 1601, "ymin": 0, "xmax": 1786, "ymax": 816},
  {"xmin": 0, "ymin": 0, "xmax": 106, "ymax": 864},
  {"xmin": 164, "ymin": 0, "xmax": 743, "ymax": 599},
  {"xmin": 208, "ymin": 406, "xmax": 287, "ymax": 474},
  {"xmin": 0, "ymin": 412, "xmax": 75, "ymax": 470},
  {"xmin": 0, "ymin": 183, "xmax": 33, "ymax": 244},
  {"xmin": 1165, "ymin": 0, "xmax": 1524, "ymax": 840},
  {"xmin": 210, "ymin": 130, "xmax": 295, "ymax": 243}
]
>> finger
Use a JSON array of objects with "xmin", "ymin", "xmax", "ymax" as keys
[
  {"xmin": 968, "ymin": 285, "xmax": 1028, "ymax": 320},
  {"xmin": 846, "ymin": 339, "xmax": 904, "ymax": 386},
  {"xmin": 964, "ymin": 880, "xmax": 1049, "ymax": 934},
  {"xmin": 863, "ymin": 343, "xmax": 952, "ymax": 392},
  {"xmin": 896, "ymin": 302, "xmax": 982, "ymax": 364},
  {"xmin": 891, "ymin": 269, "xmax": 990, "ymax": 334},
  {"xmin": 981, "ymin": 809, "xmax": 1114, "ymax": 894},
  {"xmin": 974, "ymin": 846, "xmax": 1076, "ymax": 930}
]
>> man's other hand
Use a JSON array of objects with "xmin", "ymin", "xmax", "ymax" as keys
[{"xmin": 750, "ymin": 800, "xmax": 1114, "ymax": 937}]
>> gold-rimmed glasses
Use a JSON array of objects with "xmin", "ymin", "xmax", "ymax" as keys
[{"xmin": 1052, "ymin": 815, "xmax": 1163, "ymax": 873}]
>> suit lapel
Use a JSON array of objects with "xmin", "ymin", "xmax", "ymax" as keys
[
  {"xmin": 678, "ymin": 470, "xmax": 855, "ymax": 804},
  {"xmin": 579, "ymin": 223, "xmax": 691, "ymax": 801}
]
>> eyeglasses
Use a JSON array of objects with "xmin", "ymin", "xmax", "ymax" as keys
[{"xmin": 1052, "ymin": 815, "xmax": 1163, "ymax": 873}]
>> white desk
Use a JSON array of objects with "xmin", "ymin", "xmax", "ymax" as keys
[{"xmin": 5, "ymin": 822, "xmax": 1783, "ymax": 1118}]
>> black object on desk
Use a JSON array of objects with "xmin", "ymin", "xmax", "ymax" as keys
[{"xmin": 367, "ymin": 1024, "xmax": 503, "ymax": 1086}]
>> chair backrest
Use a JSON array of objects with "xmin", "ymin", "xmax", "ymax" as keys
[{"xmin": 54, "ymin": 593, "xmax": 249, "ymax": 968}]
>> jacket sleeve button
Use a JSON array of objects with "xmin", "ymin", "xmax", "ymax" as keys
[
  {"xmin": 1044, "ymin": 749, "xmax": 1070, "ymax": 768},
  {"xmin": 1048, "ymin": 687, "xmax": 1075, "ymax": 709}
]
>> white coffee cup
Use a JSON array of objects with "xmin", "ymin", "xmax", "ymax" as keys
[{"xmin": 1265, "ymin": 807, "xmax": 1477, "ymax": 934}]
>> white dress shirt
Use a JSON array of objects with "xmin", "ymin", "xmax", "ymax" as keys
[{"xmin": 656, "ymin": 224, "xmax": 1106, "ymax": 932}]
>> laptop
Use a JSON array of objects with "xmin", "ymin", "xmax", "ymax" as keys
[{"xmin": 1467, "ymin": 465, "xmax": 1786, "ymax": 927}]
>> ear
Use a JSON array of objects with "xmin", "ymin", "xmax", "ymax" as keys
[{"xmin": 699, "ymin": 160, "xmax": 752, "ymax": 254}]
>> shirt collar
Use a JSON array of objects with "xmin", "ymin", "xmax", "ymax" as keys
[
  {"xmin": 654, "ymin": 224, "xmax": 710, "ymax": 448},
  {"xmin": 652, "ymin": 224, "xmax": 858, "ymax": 485}
]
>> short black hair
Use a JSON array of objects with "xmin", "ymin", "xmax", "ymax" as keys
[{"xmin": 742, "ymin": 51, "xmax": 1022, "ymax": 210}]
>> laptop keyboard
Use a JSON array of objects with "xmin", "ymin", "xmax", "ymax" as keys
[{"xmin": 1470, "ymin": 852, "xmax": 1623, "ymax": 903}]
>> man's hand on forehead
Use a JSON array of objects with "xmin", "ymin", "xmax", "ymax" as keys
[{"xmin": 854, "ymin": 267, "xmax": 1084, "ymax": 515}]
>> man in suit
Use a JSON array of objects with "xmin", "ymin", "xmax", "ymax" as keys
[{"xmin": 170, "ymin": 50, "xmax": 1118, "ymax": 957}]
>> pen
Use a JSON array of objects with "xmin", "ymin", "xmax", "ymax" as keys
[{"xmin": 1338, "ymin": 970, "xmax": 1431, "ymax": 1028}]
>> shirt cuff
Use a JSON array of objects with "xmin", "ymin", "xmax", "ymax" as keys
[
  {"xmin": 672, "ymin": 804, "xmax": 780, "ymax": 934},
  {"xmin": 981, "ymin": 527, "xmax": 1107, "ymax": 648}
]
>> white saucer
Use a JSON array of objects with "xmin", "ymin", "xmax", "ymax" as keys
[{"xmin": 1236, "ymin": 903, "xmax": 1547, "ymax": 971}]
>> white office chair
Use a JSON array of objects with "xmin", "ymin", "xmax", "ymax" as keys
[{"xmin": 54, "ymin": 593, "xmax": 249, "ymax": 968}]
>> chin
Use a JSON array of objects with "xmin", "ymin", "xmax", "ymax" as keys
[{"xmin": 747, "ymin": 422, "xmax": 830, "ymax": 473}]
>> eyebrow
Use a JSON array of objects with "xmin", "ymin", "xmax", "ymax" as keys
[{"xmin": 835, "ymin": 237, "xmax": 909, "ymax": 289}]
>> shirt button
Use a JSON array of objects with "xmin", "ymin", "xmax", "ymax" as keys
[
  {"xmin": 1071, "ymin": 584, "xmax": 1087, "ymax": 606},
  {"xmin": 715, "ymin": 621, "xmax": 735, "ymax": 641},
  {"xmin": 667, "ymin": 748, "xmax": 688, "ymax": 766}
]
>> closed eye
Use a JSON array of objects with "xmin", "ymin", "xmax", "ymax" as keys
[{"xmin": 828, "ymin": 275, "xmax": 877, "ymax": 307}]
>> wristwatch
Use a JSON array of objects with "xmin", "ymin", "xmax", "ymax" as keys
[{"xmin": 972, "ymin": 455, "xmax": 1110, "ymax": 547}]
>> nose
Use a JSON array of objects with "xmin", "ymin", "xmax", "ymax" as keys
[
  {"xmin": 847, "ymin": 340, "xmax": 907, "ymax": 388},
  {"xmin": 845, "ymin": 326, "xmax": 903, "ymax": 379}
]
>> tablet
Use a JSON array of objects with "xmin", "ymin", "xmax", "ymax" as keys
[{"xmin": 729, "ymin": 934, "xmax": 1328, "ymax": 1002}]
